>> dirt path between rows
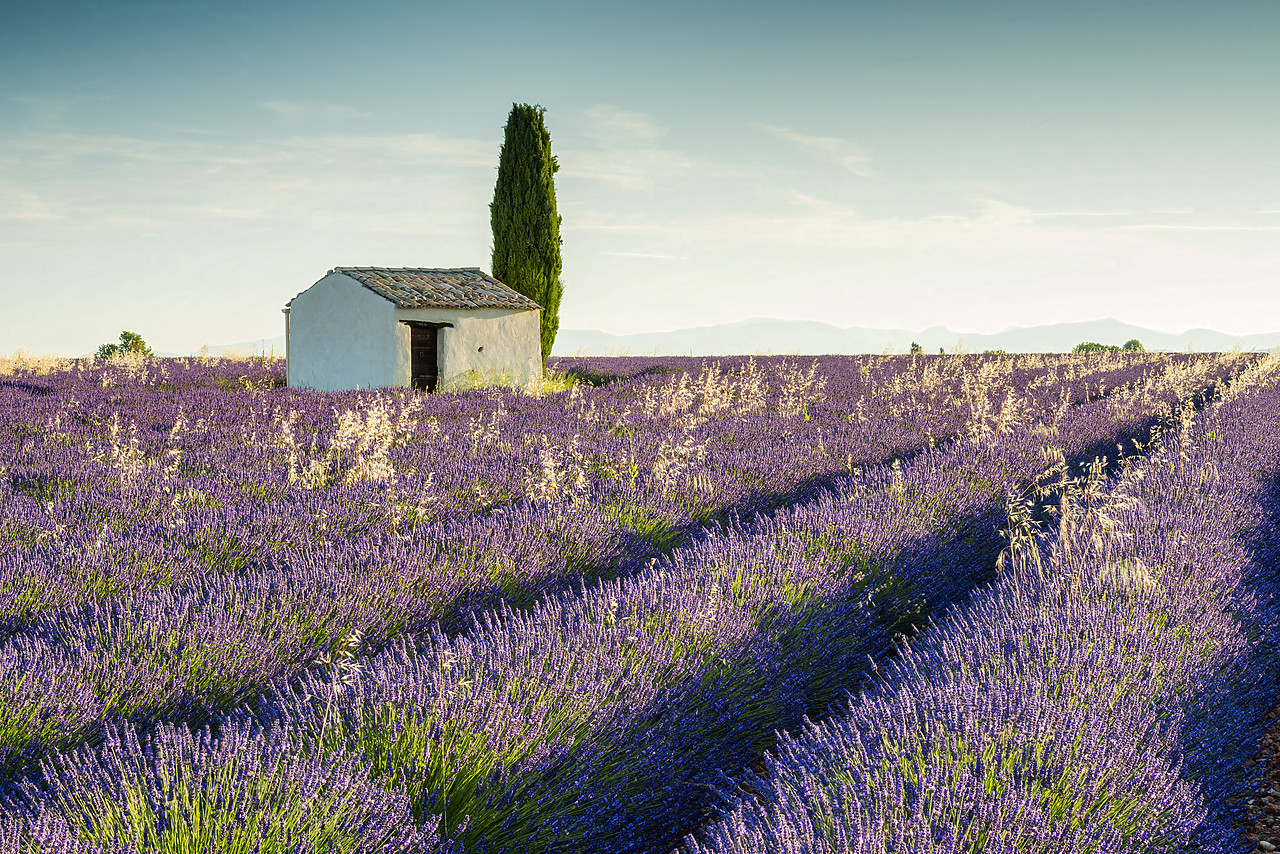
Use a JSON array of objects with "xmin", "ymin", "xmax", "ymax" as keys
[{"xmin": 1242, "ymin": 704, "xmax": 1280, "ymax": 851}]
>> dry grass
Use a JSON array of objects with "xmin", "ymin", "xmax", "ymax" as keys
[
  {"xmin": 0, "ymin": 350, "xmax": 76, "ymax": 376},
  {"xmin": 189, "ymin": 344, "xmax": 282, "ymax": 365},
  {"xmin": 438, "ymin": 367, "xmax": 581, "ymax": 397}
]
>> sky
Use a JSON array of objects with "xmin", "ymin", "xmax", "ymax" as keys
[{"xmin": 2, "ymin": 0, "xmax": 1278, "ymax": 356}]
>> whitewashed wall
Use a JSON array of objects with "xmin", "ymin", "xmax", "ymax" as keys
[
  {"xmin": 286, "ymin": 273, "xmax": 543, "ymax": 391},
  {"xmin": 396, "ymin": 305, "xmax": 542, "ymax": 387},
  {"xmin": 285, "ymin": 273, "xmax": 399, "ymax": 391}
]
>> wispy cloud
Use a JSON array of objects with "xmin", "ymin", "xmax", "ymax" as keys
[
  {"xmin": 971, "ymin": 198, "xmax": 1034, "ymax": 226},
  {"xmin": 750, "ymin": 122, "xmax": 873, "ymax": 177},
  {"xmin": 8, "ymin": 93, "xmax": 118, "ymax": 124},
  {"xmin": 0, "ymin": 129, "xmax": 496, "ymax": 233},
  {"xmin": 6, "ymin": 131, "xmax": 289, "ymax": 167},
  {"xmin": 561, "ymin": 148, "xmax": 695, "ymax": 190},
  {"xmin": 650, "ymin": 191, "xmax": 1089, "ymax": 254},
  {"xmin": 559, "ymin": 104, "xmax": 693, "ymax": 190},
  {"xmin": 1120, "ymin": 224, "xmax": 1280, "ymax": 231},
  {"xmin": 1030, "ymin": 210, "xmax": 1144, "ymax": 218},
  {"xmin": 278, "ymin": 133, "xmax": 494, "ymax": 166},
  {"xmin": 778, "ymin": 189, "xmax": 862, "ymax": 224},
  {"xmin": 0, "ymin": 187, "xmax": 62, "ymax": 221},
  {"xmin": 598, "ymin": 250, "xmax": 687, "ymax": 260},
  {"xmin": 259, "ymin": 100, "xmax": 372, "ymax": 121},
  {"xmin": 1023, "ymin": 209, "xmax": 1280, "ymax": 230},
  {"xmin": 566, "ymin": 209, "xmax": 697, "ymax": 237},
  {"xmin": 581, "ymin": 104, "xmax": 666, "ymax": 145},
  {"xmin": 1, "ymin": 130, "xmax": 494, "ymax": 178}
]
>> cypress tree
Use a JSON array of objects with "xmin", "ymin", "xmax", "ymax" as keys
[{"xmin": 490, "ymin": 103, "xmax": 563, "ymax": 367}]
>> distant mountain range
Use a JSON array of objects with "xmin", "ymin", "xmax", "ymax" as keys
[
  {"xmin": 80, "ymin": 337, "xmax": 287, "ymax": 359},
  {"xmin": 187, "ymin": 318, "xmax": 1279, "ymax": 360},
  {"xmin": 194, "ymin": 337, "xmax": 286, "ymax": 358},
  {"xmin": 550, "ymin": 317, "xmax": 1280, "ymax": 356}
]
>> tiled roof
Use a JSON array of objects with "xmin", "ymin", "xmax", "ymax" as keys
[{"xmin": 331, "ymin": 267, "xmax": 542, "ymax": 311}]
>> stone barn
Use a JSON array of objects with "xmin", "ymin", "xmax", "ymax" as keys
[{"xmin": 283, "ymin": 266, "xmax": 543, "ymax": 392}]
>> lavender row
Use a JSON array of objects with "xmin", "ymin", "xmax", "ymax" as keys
[
  {"xmin": 1, "ymin": 351, "xmax": 1211, "ymax": 534},
  {"xmin": 0, "ymin": 352, "xmax": 1249, "ymax": 804},
  {"xmin": 685, "ymin": 354, "xmax": 1280, "ymax": 853},
  {"xmin": 0, "ymin": 352, "xmax": 1163, "ymax": 529},
  {"xmin": 0, "ymin": 352, "xmax": 1242, "ymax": 647},
  {"xmin": 394, "ymin": 349, "xmax": 1270, "ymax": 853},
  {"xmin": 0, "ymin": 352, "xmax": 1221, "ymax": 666},
  {"xmin": 0, "ymin": 351, "xmax": 1251, "ymax": 764},
  {"xmin": 0, "ymin": 351, "xmax": 1020, "ymax": 695},
  {"xmin": 0, "ymin": 419, "xmax": 1076, "ymax": 853},
  {"xmin": 0, "ymin": 352, "xmax": 1249, "ymax": 853}
]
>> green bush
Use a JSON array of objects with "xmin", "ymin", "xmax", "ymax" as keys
[
  {"xmin": 1072, "ymin": 341, "xmax": 1122, "ymax": 355},
  {"xmin": 96, "ymin": 331, "xmax": 154, "ymax": 359},
  {"xmin": 1072, "ymin": 339, "xmax": 1143, "ymax": 355}
]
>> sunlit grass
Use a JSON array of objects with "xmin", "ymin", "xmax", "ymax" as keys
[
  {"xmin": 1, "ymin": 350, "xmax": 1273, "ymax": 852},
  {"xmin": 437, "ymin": 366, "xmax": 581, "ymax": 396},
  {"xmin": 0, "ymin": 349, "xmax": 75, "ymax": 376}
]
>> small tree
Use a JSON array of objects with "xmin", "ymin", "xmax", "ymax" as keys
[
  {"xmin": 909, "ymin": 341, "xmax": 923, "ymax": 355},
  {"xmin": 1073, "ymin": 341, "xmax": 1121, "ymax": 355},
  {"xmin": 96, "ymin": 330, "xmax": 154, "ymax": 359},
  {"xmin": 1122, "ymin": 339, "xmax": 1145, "ymax": 352},
  {"xmin": 490, "ymin": 103, "xmax": 563, "ymax": 367}
]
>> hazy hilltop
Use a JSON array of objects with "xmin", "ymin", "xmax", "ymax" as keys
[
  {"xmin": 551, "ymin": 317, "xmax": 1280, "ymax": 356},
  {"xmin": 145, "ymin": 318, "xmax": 1279, "ymax": 359}
]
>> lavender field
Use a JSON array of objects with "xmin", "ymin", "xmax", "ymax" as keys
[{"xmin": 0, "ymin": 349, "xmax": 1277, "ymax": 853}]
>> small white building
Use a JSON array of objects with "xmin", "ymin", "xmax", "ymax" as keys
[{"xmin": 283, "ymin": 267, "xmax": 543, "ymax": 392}]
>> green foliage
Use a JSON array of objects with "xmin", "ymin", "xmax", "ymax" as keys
[
  {"xmin": 1072, "ymin": 341, "xmax": 1123, "ymax": 355},
  {"xmin": 603, "ymin": 500, "xmax": 687, "ymax": 552},
  {"xmin": 96, "ymin": 330, "xmax": 154, "ymax": 359},
  {"xmin": 36, "ymin": 731, "xmax": 392, "ymax": 854},
  {"xmin": 347, "ymin": 702, "xmax": 500, "ymax": 837},
  {"xmin": 909, "ymin": 342, "xmax": 923, "ymax": 354},
  {"xmin": 10, "ymin": 474, "xmax": 78, "ymax": 503},
  {"xmin": 490, "ymin": 103, "xmax": 563, "ymax": 367},
  {"xmin": 561, "ymin": 366, "xmax": 618, "ymax": 387},
  {"xmin": 1072, "ymin": 339, "xmax": 1144, "ymax": 355},
  {"xmin": 983, "ymin": 349, "xmax": 1007, "ymax": 355}
]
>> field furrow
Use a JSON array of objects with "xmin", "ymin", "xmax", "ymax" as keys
[
  {"xmin": 686, "ymin": 354, "xmax": 1280, "ymax": 853},
  {"xmin": 0, "ymin": 351, "xmax": 1264, "ymax": 853}
]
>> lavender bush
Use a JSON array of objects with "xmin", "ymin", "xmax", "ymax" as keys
[
  {"xmin": 686, "ymin": 353, "xmax": 1280, "ymax": 853},
  {"xmin": 0, "ymin": 350, "xmax": 1267, "ymax": 852}
]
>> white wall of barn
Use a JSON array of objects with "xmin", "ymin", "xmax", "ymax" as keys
[
  {"xmin": 285, "ymin": 272, "xmax": 400, "ymax": 391},
  {"xmin": 396, "ymin": 305, "xmax": 543, "ymax": 388},
  {"xmin": 285, "ymin": 273, "xmax": 543, "ymax": 391}
]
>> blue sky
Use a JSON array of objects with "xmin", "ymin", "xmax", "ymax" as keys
[{"xmin": 2, "ymin": 0, "xmax": 1278, "ymax": 355}]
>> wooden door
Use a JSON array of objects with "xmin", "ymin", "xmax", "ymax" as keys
[{"xmin": 410, "ymin": 325, "xmax": 438, "ymax": 392}]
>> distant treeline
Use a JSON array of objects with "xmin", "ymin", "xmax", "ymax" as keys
[
  {"xmin": 1073, "ymin": 339, "xmax": 1145, "ymax": 354},
  {"xmin": 907, "ymin": 340, "xmax": 1146, "ymax": 355}
]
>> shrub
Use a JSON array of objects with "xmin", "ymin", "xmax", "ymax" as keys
[
  {"xmin": 1072, "ymin": 341, "xmax": 1122, "ymax": 355},
  {"xmin": 96, "ymin": 331, "xmax": 154, "ymax": 359}
]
